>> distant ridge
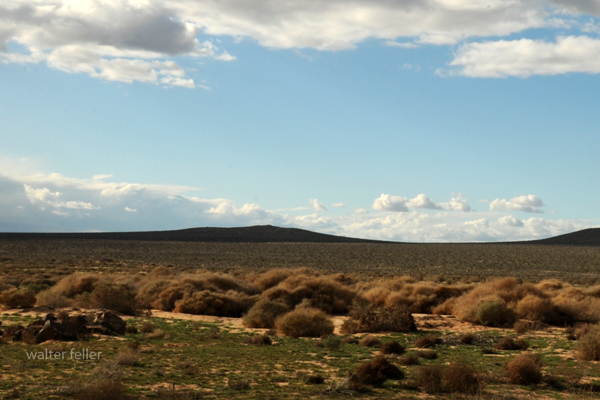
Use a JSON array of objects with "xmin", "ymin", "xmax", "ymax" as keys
[
  {"xmin": 0, "ymin": 225, "xmax": 391, "ymax": 244},
  {"xmin": 527, "ymin": 227, "xmax": 600, "ymax": 246}
]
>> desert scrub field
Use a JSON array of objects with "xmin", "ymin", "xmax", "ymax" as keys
[
  {"xmin": 1, "ymin": 239, "xmax": 600, "ymax": 280},
  {"xmin": 1, "ymin": 309, "xmax": 600, "ymax": 399}
]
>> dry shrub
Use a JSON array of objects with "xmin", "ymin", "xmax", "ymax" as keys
[
  {"xmin": 275, "ymin": 307, "xmax": 334, "ymax": 338},
  {"xmin": 52, "ymin": 274, "xmax": 102, "ymax": 298},
  {"xmin": 443, "ymin": 362, "xmax": 480, "ymax": 394},
  {"xmin": 143, "ymin": 273, "xmax": 259, "ymax": 315},
  {"xmin": 476, "ymin": 297, "xmax": 516, "ymax": 327},
  {"xmin": 243, "ymin": 334, "xmax": 272, "ymax": 346},
  {"xmin": 342, "ymin": 336, "xmax": 358, "ymax": 345},
  {"xmin": 576, "ymin": 324, "xmax": 600, "ymax": 361},
  {"xmin": 398, "ymin": 354, "xmax": 420, "ymax": 365},
  {"xmin": 135, "ymin": 279, "xmax": 171, "ymax": 309},
  {"xmin": 351, "ymin": 356, "xmax": 403, "ymax": 387},
  {"xmin": 380, "ymin": 340, "xmax": 404, "ymax": 355},
  {"xmin": 73, "ymin": 362, "xmax": 125, "ymax": 400},
  {"xmin": 242, "ymin": 298, "xmax": 289, "ymax": 328},
  {"xmin": 87, "ymin": 283, "xmax": 137, "ymax": 315},
  {"xmin": 417, "ymin": 364, "xmax": 444, "ymax": 394},
  {"xmin": 494, "ymin": 337, "xmax": 529, "ymax": 351},
  {"xmin": 263, "ymin": 274, "xmax": 357, "ymax": 314},
  {"xmin": 513, "ymin": 320, "xmax": 532, "ymax": 334},
  {"xmin": 0, "ymin": 288, "xmax": 36, "ymax": 309},
  {"xmin": 432, "ymin": 298, "xmax": 456, "ymax": 315},
  {"xmin": 364, "ymin": 281, "xmax": 470, "ymax": 314},
  {"xmin": 35, "ymin": 289, "xmax": 71, "ymax": 308},
  {"xmin": 459, "ymin": 332, "xmax": 476, "ymax": 344},
  {"xmin": 173, "ymin": 290, "xmax": 256, "ymax": 317},
  {"xmin": 414, "ymin": 335, "xmax": 442, "ymax": 348},
  {"xmin": 515, "ymin": 295, "xmax": 556, "ymax": 322},
  {"xmin": 553, "ymin": 288, "xmax": 600, "ymax": 323},
  {"xmin": 140, "ymin": 322, "xmax": 155, "ymax": 333},
  {"xmin": 359, "ymin": 335, "xmax": 381, "ymax": 348},
  {"xmin": 322, "ymin": 335, "xmax": 342, "ymax": 351},
  {"xmin": 341, "ymin": 297, "xmax": 416, "ymax": 333},
  {"xmin": 115, "ymin": 349, "xmax": 139, "ymax": 366},
  {"xmin": 505, "ymin": 354, "xmax": 542, "ymax": 385},
  {"xmin": 415, "ymin": 350, "xmax": 438, "ymax": 359},
  {"xmin": 253, "ymin": 268, "xmax": 297, "ymax": 291}
]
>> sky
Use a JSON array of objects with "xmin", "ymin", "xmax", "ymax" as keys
[{"xmin": 1, "ymin": 0, "xmax": 599, "ymax": 242}]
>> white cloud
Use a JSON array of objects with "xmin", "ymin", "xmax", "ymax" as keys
[
  {"xmin": 24, "ymin": 184, "xmax": 99, "ymax": 211},
  {"xmin": 309, "ymin": 198, "xmax": 327, "ymax": 212},
  {"xmin": 407, "ymin": 194, "xmax": 443, "ymax": 210},
  {"xmin": 373, "ymin": 193, "xmax": 471, "ymax": 212},
  {"xmin": 0, "ymin": 167, "xmax": 597, "ymax": 242},
  {"xmin": 498, "ymin": 215, "xmax": 524, "ymax": 227},
  {"xmin": 385, "ymin": 41, "xmax": 418, "ymax": 49},
  {"xmin": 445, "ymin": 36, "xmax": 600, "ymax": 78},
  {"xmin": 373, "ymin": 194, "xmax": 409, "ymax": 212},
  {"xmin": 332, "ymin": 202, "xmax": 345, "ymax": 208},
  {"xmin": 441, "ymin": 193, "xmax": 471, "ymax": 212},
  {"xmin": 2, "ymin": 0, "xmax": 586, "ymax": 85},
  {"xmin": 0, "ymin": 1, "xmax": 234, "ymax": 87},
  {"xmin": 489, "ymin": 195, "xmax": 545, "ymax": 213}
]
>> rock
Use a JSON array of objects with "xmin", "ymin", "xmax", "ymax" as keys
[
  {"xmin": 35, "ymin": 320, "xmax": 77, "ymax": 343},
  {"xmin": 61, "ymin": 314, "xmax": 89, "ymax": 333},
  {"xmin": 3, "ymin": 325, "xmax": 24, "ymax": 341},
  {"xmin": 93, "ymin": 311, "xmax": 127, "ymax": 335}
]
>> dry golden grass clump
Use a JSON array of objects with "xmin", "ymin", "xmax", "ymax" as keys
[
  {"xmin": 172, "ymin": 290, "xmax": 256, "ymax": 317},
  {"xmin": 494, "ymin": 337, "xmax": 529, "ymax": 351},
  {"xmin": 360, "ymin": 277, "xmax": 472, "ymax": 314},
  {"xmin": 576, "ymin": 324, "xmax": 600, "ymax": 361},
  {"xmin": 243, "ymin": 334, "xmax": 272, "ymax": 346},
  {"xmin": 379, "ymin": 340, "xmax": 405, "ymax": 355},
  {"xmin": 274, "ymin": 306, "xmax": 334, "ymax": 338},
  {"xmin": 341, "ymin": 297, "xmax": 416, "ymax": 333},
  {"xmin": 359, "ymin": 335, "xmax": 381, "ymax": 348},
  {"xmin": 442, "ymin": 362, "xmax": 481, "ymax": 394},
  {"xmin": 417, "ymin": 364, "xmax": 444, "ymax": 394},
  {"xmin": 242, "ymin": 298, "xmax": 290, "ymax": 328},
  {"xmin": 350, "ymin": 356, "xmax": 404, "ymax": 388},
  {"xmin": 504, "ymin": 354, "xmax": 542, "ymax": 385},
  {"xmin": 0, "ymin": 287, "xmax": 36, "ymax": 309},
  {"xmin": 261, "ymin": 273, "xmax": 357, "ymax": 314},
  {"xmin": 414, "ymin": 335, "xmax": 442, "ymax": 348},
  {"xmin": 136, "ymin": 272, "xmax": 259, "ymax": 317}
]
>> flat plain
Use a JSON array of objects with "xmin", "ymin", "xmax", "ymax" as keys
[{"xmin": 0, "ymin": 229, "xmax": 599, "ymax": 399}]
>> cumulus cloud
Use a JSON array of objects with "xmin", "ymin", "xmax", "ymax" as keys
[
  {"xmin": 373, "ymin": 194, "xmax": 409, "ymax": 212},
  {"xmin": 332, "ymin": 202, "xmax": 345, "ymax": 208},
  {"xmin": 445, "ymin": 36, "xmax": 600, "ymax": 78},
  {"xmin": 489, "ymin": 195, "xmax": 545, "ymax": 213},
  {"xmin": 0, "ymin": 0, "xmax": 234, "ymax": 87},
  {"xmin": 0, "ymin": 167, "xmax": 596, "ymax": 242},
  {"xmin": 309, "ymin": 198, "xmax": 327, "ymax": 212},
  {"xmin": 3, "ymin": 0, "xmax": 591, "ymax": 84},
  {"xmin": 498, "ymin": 215, "xmax": 524, "ymax": 227},
  {"xmin": 373, "ymin": 193, "xmax": 471, "ymax": 212}
]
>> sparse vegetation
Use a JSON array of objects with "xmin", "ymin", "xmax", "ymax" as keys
[
  {"xmin": 0, "ymin": 235, "xmax": 600, "ymax": 399},
  {"xmin": 274, "ymin": 306, "xmax": 334, "ymax": 338}
]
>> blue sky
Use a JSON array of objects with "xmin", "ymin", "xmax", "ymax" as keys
[{"xmin": 1, "ymin": 0, "xmax": 599, "ymax": 242}]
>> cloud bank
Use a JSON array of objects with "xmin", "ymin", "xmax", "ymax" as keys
[
  {"xmin": 1, "ymin": 168, "xmax": 595, "ymax": 242},
  {"xmin": 1, "ymin": 0, "xmax": 600, "ymax": 84}
]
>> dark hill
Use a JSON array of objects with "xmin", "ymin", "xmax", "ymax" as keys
[
  {"xmin": 527, "ymin": 227, "xmax": 600, "ymax": 246},
  {"xmin": 0, "ymin": 225, "xmax": 390, "ymax": 244}
]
